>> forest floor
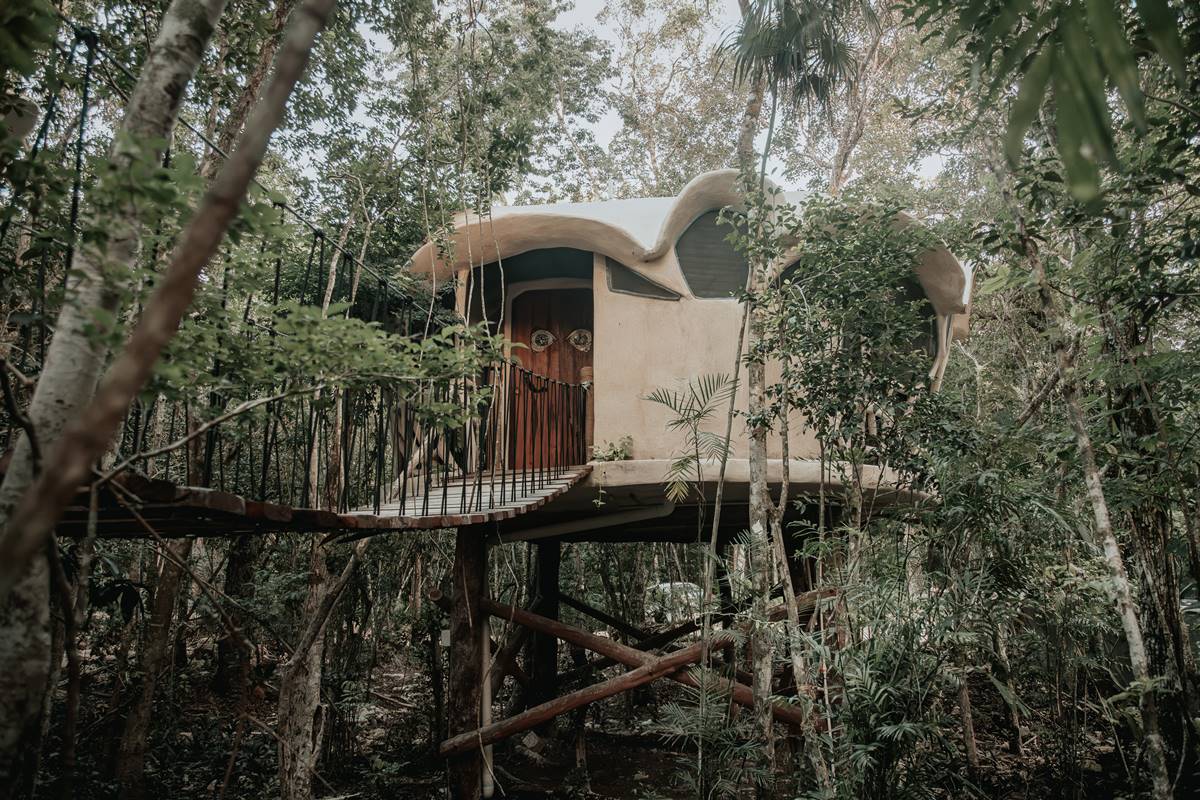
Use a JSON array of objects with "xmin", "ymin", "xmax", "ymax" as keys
[{"xmin": 50, "ymin": 638, "xmax": 1136, "ymax": 799}]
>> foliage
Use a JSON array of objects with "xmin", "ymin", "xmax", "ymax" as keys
[
  {"xmin": 728, "ymin": 0, "xmax": 861, "ymax": 110},
  {"xmin": 4, "ymin": 0, "xmax": 1200, "ymax": 798},
  {"xmin": 646, "ymin": 373, "xmax": 735, "ymax": 504},
  {"xmin": 658, "ymin": 676, "xmax": 772, "ymax": 798},
  {"xmin": 900, "ymin": 0, "xmax": 1191, "ymax": 201},
  {"xmin": 592, "ymin": 435, "xmax": 634, "ymax": 462}
]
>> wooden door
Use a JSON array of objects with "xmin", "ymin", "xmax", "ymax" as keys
[{"xmin": 508, "ymin": 289, "xmax": 593, "ymax": 469}]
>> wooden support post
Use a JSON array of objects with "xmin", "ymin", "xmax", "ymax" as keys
[
  {"xmin": 428, "ymin": 588, "xmax": 531, "ymax": 690},
  {"xmin": 557, "ymin": 590, "xmax": 650, "ymax": 641},
  {"xmin": 447, "ymin": 528, "xmax": 486, "ymax": 800},
  {"xmin": 481, "ymin": 616, "xmax": 494, "ymax": 799},
  {"xmin": 481, "ymin": 597, "xmax": 811, "ymax": 728},
  {"xmin": 441, "ymin": 633, "xmax": 713, "ymax": 756},
  {"xmin": 528, "ymin": 541, "xmax": 560, "ymax": 715}
]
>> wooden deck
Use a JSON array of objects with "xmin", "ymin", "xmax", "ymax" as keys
[{"xmin": 53, "ymin": 466, "xmax": 592, "ymax": 539}]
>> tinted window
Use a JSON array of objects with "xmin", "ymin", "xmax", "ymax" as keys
[
  {"xmin": 674, "ymin": 211, "xmax": 749, "ymax": 298},
  {"xmin": 606, "ymin": 257, "xmax": 680, "ymax": 300}
]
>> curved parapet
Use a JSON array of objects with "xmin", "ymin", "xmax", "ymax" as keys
[{"xmin": 408, "ymin": 169, "xmax": 970, "ymax": 320}]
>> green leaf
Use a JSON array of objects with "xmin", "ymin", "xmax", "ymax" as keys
[
  {"xmin": 1136, "ymin": 0, "xmax": 1187, "ymax": 86},
  {"xmin": 1053, "ymin": 60, "xmax": 1103, "ymax": 199},
  {"xmin": 1084, "ymin": 0, "xmax": 1145, "ymax": 130},
  {"xmin": 1060, "ymin": 9, "xmax": 1117, "ymax": 167},
  {"xmin": 986, "ymin": 11, "xmax": 1053, "ymax": 102},
  {"xmin": 1006, "ymin": 44, "xmax": 1054, "ymax": 165}
]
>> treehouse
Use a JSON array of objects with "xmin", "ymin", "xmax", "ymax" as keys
[
  {"xmin": 409, "ymin": 168, "xmax": 972, "ymax": 548},
  {"xmin": 408, "ymin": 169, "xmax": 971, "ymax": 798},
  {"xmin": 38, "ymin": 167, "xmax": 969, "ymax": 800}
]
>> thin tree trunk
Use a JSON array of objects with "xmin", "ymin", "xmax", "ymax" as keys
[
  {"xmin": 957, "ymin": 653, "xmax": 980, "ymax": 774},
  {"xmin": 992, "ymin": 626, "xmax": 1024, "ymax": 755},
  {"xmin": 115, "ymin": 539, "xmax": 195, "ymax": 799},
  {"xmin": 276, "ymin": 535, "xmax": 366, "ymax": 800},
  {"xmin": 209, "ymin": 0, "xmax": 296, "ymax": 701},
  {"xmin": 277, "ymin": 539, "xmax": 330, "ymax": 800},
  {"xmin": 199, "ymin": 0, "xmax": 295, "ymax": 180},
  {"xmin": 735, "ymin": 76, "xmax": 766, "ymax": 175},
  {"xmin": 213, "ymin": 536, "xmax": 260, "ymax": 699},
  {"xmin": 733, "ymin": 0, "xmax": 776, "ymax": 760},
  {"xmin": 0, "ymin": 0, "xmax": 337, "ymax": 595},
  {"xmin": 0, "ymin": 1, "xmax": 228, "ymax": 786},
  {"xmin": 1017, "ymin": 203, "xmax": 1172, "ymax": 800}
]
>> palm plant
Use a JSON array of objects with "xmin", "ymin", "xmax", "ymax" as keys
[
  {"xmin": 645, "ymin": 373, "xmax": 736, "ymax": 506},
  {"xmin": 725, "ymin": 0, "xmax": 866, "ymax": 175}
]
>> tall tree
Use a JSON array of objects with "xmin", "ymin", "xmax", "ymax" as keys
[
  {"xmin": 0, "ymin": 1, "xmax": 228, "ymax": 790},
  {"xmin": 727, "ymin": 0, "xmax": 858, "ymax": 764}
]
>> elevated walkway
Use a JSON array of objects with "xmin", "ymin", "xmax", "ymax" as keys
[{"xmin": 51, "ymin": 465, "xmax": 592, "ymax": 539}]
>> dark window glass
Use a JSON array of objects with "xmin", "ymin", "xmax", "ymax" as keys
[
  {"xmin": 674, "ymin": 211, "xmax": 748, "ymax": 298},
  {"xmin": 606, "ymin": 257, "xmax": 680, "ymax": 300},
  {"xmin": 467, "ymin": 247, "xmax": 593, "ymax": 332}
]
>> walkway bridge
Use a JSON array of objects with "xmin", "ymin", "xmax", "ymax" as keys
[{"xmin": 41, "ymin": 361, "xmax": 592, "ymax": 540}]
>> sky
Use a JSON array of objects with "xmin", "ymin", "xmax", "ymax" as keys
[
  {"xmin": 551, "ymin": 1, "xmax": 740, "ymax": 145},
  {"xmin": 349, "ymin": 0, "xmax": 944, "ymax": 195},
  {"xmin": 547, "ymin": 0, "xmax": 945, "ymax": 192}
]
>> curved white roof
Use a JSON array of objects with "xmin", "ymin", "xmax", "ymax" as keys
[{"xmin": 408, "ymin": 169, "xmax": 968, "ymax": 318}]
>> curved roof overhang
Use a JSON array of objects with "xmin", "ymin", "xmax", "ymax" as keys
[{"xmin": 407, "ymin": 168, "xmax": 970, "ymax": 319}]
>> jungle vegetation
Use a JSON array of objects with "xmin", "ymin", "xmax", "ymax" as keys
[{"xmin": 1, "ymin": 0, "xmax": 1199, "ymax": 798}]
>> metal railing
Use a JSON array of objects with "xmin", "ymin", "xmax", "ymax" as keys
[{"xmin": 111, "ymin": 360, "xmax": 589, "ymax": 517}]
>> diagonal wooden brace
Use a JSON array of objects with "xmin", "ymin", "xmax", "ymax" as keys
[
  {"xmin": 439, "ymin": 633, "xmax": 715, "ymax": 757},
  {"xmin": 479, "ymin": 598, "xmax": 809, "ymax": 728}
]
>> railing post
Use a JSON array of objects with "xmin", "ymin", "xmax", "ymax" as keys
[{"xmin": 578, "ymin": 366, "xmax": 593, "ymax": 464}]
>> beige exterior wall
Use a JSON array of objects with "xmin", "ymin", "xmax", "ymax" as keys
[
  {"xmin": 588, "ymin": 252, "xmax": 816, "ymax": 462},
  {"xmin": 468, "ymin": 245, "xmax": 951, "ymax": 468}
]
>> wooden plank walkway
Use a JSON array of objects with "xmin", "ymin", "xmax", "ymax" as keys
[{"xmin": 52, "ymin": 466, "xmax": 592, "ymax": 539}]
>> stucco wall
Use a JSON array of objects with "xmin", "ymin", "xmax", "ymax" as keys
[{"xmin": 588, "ymin": 252, "xmax": 817, "ymax": 462}]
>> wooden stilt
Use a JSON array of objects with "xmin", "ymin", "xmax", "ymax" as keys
[
  {"xmin": 557, "ymin": 587, "xmax": 835, "ymax": 682},
  {"xmin": 528, "ymin": 540, "xmax": 560, "ymax": 715},
  {"xmin": 447, "ymin": 527, "xmax": 486, "ymax": 800},
  {"xmin": 481, "ymin": 617, "xmax": 494, "ymax": 799},
  {"xmin": 429, "ymin": 588, "xmax": 531, "ymax": 690}
]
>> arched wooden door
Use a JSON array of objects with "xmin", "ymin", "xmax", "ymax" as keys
[{"xmin": 508, "ymin": 288, "xmax": 593, "ymax": 469}]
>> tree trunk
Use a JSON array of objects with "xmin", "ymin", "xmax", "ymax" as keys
[
  {"xmin": 1017, "ymin": 203, "xmax": 1172, "ymax": 800},
  {"xmin": 734, "ymin": 0, "xmax": 776, "ymax": 757},
  {"xmin": 0, "ymin": 0, "xmax": 338, "ymax": 593},
  {"xmin": 277, "ymin": 539, "xmax": 331, "ymax": 800},
  {"xmin": 199, "ymin": 0, "xmax": 295, "ymax": 180},
  {"xmin": 276, "ymin": 533, "xmax": 366, "ymax": 800},
  {"xmin": 115, "ymin": 540, "xmax": 195, "ymax": 800},
  {"xmin": 0, "ymin": 0, "xmax": 227, "ymax": 784},
  {"xmin": 992, "ymin": 626, "xmax": 1024, "ymax": 755},
  {"xmin": 208, "ymin": 0, "xmax": 296, "ymax": 701},
  {"xmin": 447, "ymin": 528, "xmax": 487, "ymax": 800},
  {"xmin": 212, "ymin": 535, "xmax": 259, "ymax": 700},
  {"xmin": 441, "ymin": 633, "xmax": 723, "ymax": 757},
  {"xmin": 957, "ymin": 655, "xmax": 980, "ymax": 774}
]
